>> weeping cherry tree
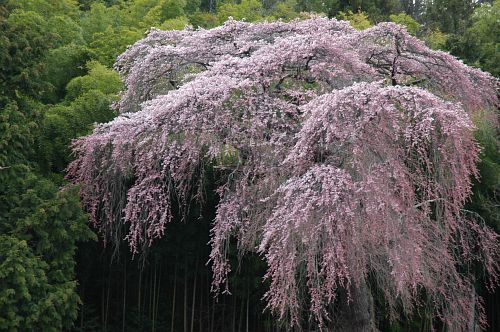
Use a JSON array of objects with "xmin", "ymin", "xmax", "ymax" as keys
[{"xmin": 68, "ymin": 17, "xmax": 500, "ymax": 331}]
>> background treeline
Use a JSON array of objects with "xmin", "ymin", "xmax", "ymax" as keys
[{"xmin": 0, "ymin": 0, "xmax": 498, "ymax": 331}]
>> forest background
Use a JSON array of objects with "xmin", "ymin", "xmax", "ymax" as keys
[{"xmin": 0, "ymin": 0, "xmax": 498, "ymax": 331}]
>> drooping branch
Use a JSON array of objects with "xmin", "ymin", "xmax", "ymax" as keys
[{"xmin": 68, "ymin": 17, "xmax": 499, "ymax": 331}]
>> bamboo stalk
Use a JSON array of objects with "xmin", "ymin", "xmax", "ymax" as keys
[
  {"xmin": 190, "ymin": 255, "xmax": 198, "ymax": 332},
  {"xmin": 246, "ymin": 284, "xmax": 249, "ymax": 332},
  {"xmin": 152, "ymin": 259, "xmax": 157, "ymax": 332},
  {"xmin": 122, "ymin": 261, "xmax": 126, "ymax": 332},
  {"xmin": 171, "ymin": 260, "xmax": 178, "ymax": 332},
  {"xmin": 184, "ymin": 258, "xmax": 188, "ymax": 332},
  {"xmin": 155, "ymin": 263, "xmax": 161, "ymax": 332}
]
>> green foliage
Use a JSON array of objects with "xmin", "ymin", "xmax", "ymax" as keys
[
  {"xmin": 0, "ymin": 3, "xmax": 110, "ymax": 324},
  {"xmin": 121, "ymin": 0, "xmax": 162, "ymax": 25},
  {"xmin": 0, "ymin": 2, "xmax": 89, "ymax": 101},
  {"xmin": 66, "ymin": 61, "xmax": 123, "ymax": 101},
  {"xmin": 0, "ymin": 98, "xmax": 38, "ymax": 170},
  {"xmin": 189, "ymin": 10, "xmax": 218, "ymax": 28},
  {"xmin": 0, "ymin": 9, "xmax": 56, "ymax": 98},
  {"xmin": 115, "ymin": 0, "xmax": 187, "ymax": 30},
  {"xmin": 268, "ymin": 0, "xmax": 299, "ymax": 21},
  {"xmin": 185, "ymin": 0, "xmax": 201, "ymax": 13},
  {"xmin": 296, "ymin": 0, "xmax": 340, "ymax": 16},
  {"xmin": 0, "ymin": 172, "xmax": 95, "ymax": 331},
  {"xmin": 422, "ymin": 28, "xmax": 448, "ymax": 50},
  {"xmin": 159, "ymin": 16, "xmax": 190, "ymax": 30},
  {"xmin": 160, "ymin": 0, "xmax": 186, "ymax": 20},
  {"xmin": 7, "ymin": 0, "xmax": 79, "ymax": 19},
  {"xmin": 90, "ymin": 26, "xmax": 144, "ymax": 67},
  {"xmin": 41, "ymin": 44, "xmax": 94, "ymax": 103},
  {"xmin": 39, "ymin": 61, "xmax": 121, "ymax": 173},
  {"xmin": 68, "ymin": 89, "xmax": 118, "ymax": 129},
  {"xmin": 389, "ymin": 12, "xmax": 420, "ymax": 35},
  {"xmin": 0, "ymin": 235, "xmax": 49, "ymax": 331},
  {"xmin": 217, "ymin": 0, "xmax": 264, "ymax": 24},
  {"xmin": 468, "ymin": 110, "xmax": 500, "ymax": 231},
  {"xmin": 442, "ymin": 0, "xmax": 499, "ymax": 77},
  {"xmin": 338, "ymin": 10, "xmax": 372, "ymax": 30},
  {"xmin": 298, "ymin": 0, "xmax": 400, "ymax": 21},
  {"xmin": 357, "ymin": 0, "xmax": 400, "ymax": 22},
  {"xmin": 467, "ymin": 0, "xmax": 499, "ymax": 76},
  {"xmin": 37, "ymin": 105, "xmax": 74, "ymax": 173},
  {"xmin": 47, "ymin": 15, "xmax": 85, "ymax": 46},
  {"xmin": 425, "ymin": 0, "xmax": 474, "ymax": 34},
  {"xmin": 79, "ymin": 2, "xmax": 121, "ymax": 43}
]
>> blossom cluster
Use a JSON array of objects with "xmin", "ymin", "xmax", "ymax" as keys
[{"xmin": 68, "ymin": 18, "xmax": 499, "ymax": 329}]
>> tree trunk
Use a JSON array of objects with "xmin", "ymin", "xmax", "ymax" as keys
[
  {"xmin": 210, "ymin": 298, "xmax": 215, "ymax": 332},
  {"xmin": 155, "ymin": 264, "xmax": 161, "ymax": 332},
  {"xmin": 149, "ymin": 266, "xmax": 154, "ymax": 323},
  {"xmin": 171, "ymin": 261, "xmax": 178, "ymax": 332},
  {"xmin": 238, "ymin": 297, "xmax": 244, "ymax": 332},
  {"xmin": 122, "ymin": 261, "xmax": 126, "ymax": 332},
  {"xmin": 104, "ymin": 269, "xmax": 111, "ymax": 332},
  {"xmin": 190, "ymin": 256, "xmax": 198, "ymax": 332},
  {"xmin": 245, "ymin": 285, "xmax": 250, "ymax": 332},
  {"xmin": 152, "ymin": 260, "xmax": 157, "ymax": 332},
  {"xmin": 199, "ymin": 275, "xmax": 204, "ymax": 332},
  {"xmin": 184, "ymin": 258, "xmax": 188, "ymax": 332},
  {"xmin": 101, "ymin": 274, "xmax": 105, "ymax": 329},
  {"xmin": 334, "ymin": 280, "xmax": 377, "ymax": 332},
  {"xmin": 80, "ymin": 284, "xmax": 85, "ymax": 329},
  {"xmin": 231, "ymin": 295, "xmax": 237, "ymax": 332},
  {"xmin": 222, "ymin": 295, "xmax": 226, "ymax": 331}
]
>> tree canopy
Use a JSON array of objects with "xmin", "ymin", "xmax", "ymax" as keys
[{"xmin": 68, "ymin": 18, "xmax": 499, "ymax": 330}]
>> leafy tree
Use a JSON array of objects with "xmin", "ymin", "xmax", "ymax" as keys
[
  {"xmin": 0, "ymin": 4, "xmax": 101, "ymax": 330},
  {"xmin": 337, "ymin": 10, "xmax": 372, "ymax": 29},
  {"xmin": 0, "ymin": 8, "xmax": 56, "ymax": 98},
  {"xmin": 185, "ymin": 0, "xmax": 202, "ymax": 13},
  {"xmin": 90, "ymin": 27, "xmax": 143, "ymax": 67},
  {"xmin": 268, "ymin": 0, "xmax": 300, "ymax": 21},
  {"xmin": 422, "ymin": 28, "xmax": 448, "ymax": 50},
  {"xmin": 189, "ymin": 9, "xmax": 218, "ymax": 28},
  {"xmin": 425, "ymin": 0, "xmax": 474, "ymax": 34},
  {"xmin": 217, "ymin": 0, "xmax": 264, "ymax": 23},
  {"xmin": 0, "ymin": 172, "xmax": 95, "ymax": 331},
  {"xmin": 399, "ymin": 0, "xmax": 425, "ymax": 19},
  {"xmin": 449, "ymin": 0, "xmax": 500, "ymax": 77},
  {"xmin": 0, "ymin": 98, "xmax": 38, "ymax": 172},
  {"xmin": 468, "ymin": 0, "xmax": 500, "ymax": 76},
  {"xmin": 296, "ymin": 0, "xmax": 400, "ymax": 20},
  {"xmin": 0, "ymin": 1, "xmax": 88, "ymax": 102},
  {"xmin": 7, "ymin": 0, "xmax": 79, "ymax": 19},
  {"xmin": 38, "ymin": 61, "xmax": 121, "ymax": 173},
  {"xmin": 66, "ymin": 61, "xmax": 122, "ymax": 101},
  {"xmin": 296, "ymin": 0, "xmax": 340, "ymax": 16},
  {"xmin": 468, "ymin": 110, "xmax": 500, "ymax": 232},
  {"xmin": 0, "ymin": 95, "xmax": 95, "ymax": 330},
  {"xmin": 389, "ymin": 12, "xmax": 420, "ymax": 35},
  {"xmin": 69, "ymin": 18, "xmax": 499, "ymax": 331},
  {"xmin": 159, "ymin": 16, "xmax": 190, "ymax": 30},
  {"xmin": 41, "ymin": 44, "xmax": 94, "ymax": 103},
  {"xmin": 47, "ymin": 15, "xmax": 85, "ymax": 46},
  {"xmin": 356, "ymin": 0, "xmax": 401, "ymax": 21},
  {"xmin": 160, "ymin": 0, "xmax": 186, "ymax": 20},
  {"xmin": 0, "ymin": 234, "xmax": 50, "ymax": 331},
  {"xmin": 79, "ymin": 2, "xmax": 121, "ymax": 43}
]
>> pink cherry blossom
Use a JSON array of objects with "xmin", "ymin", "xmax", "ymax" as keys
[{"xmin": 68, "ymin": 17, "xmax": 499, "ymax": 330}]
